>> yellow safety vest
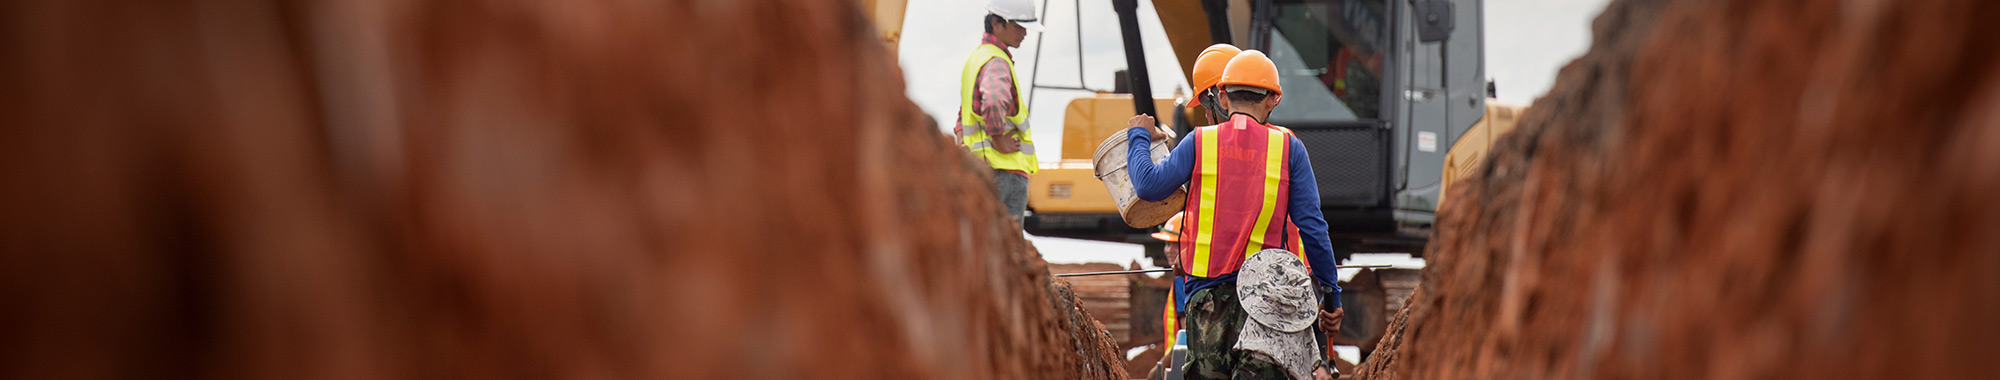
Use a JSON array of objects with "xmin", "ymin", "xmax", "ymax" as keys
[{"xmin": 958, "ymin": 44, "xmax": 1037, "ymax": 174}]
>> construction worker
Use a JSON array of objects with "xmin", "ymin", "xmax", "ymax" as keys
[
  {"xmin": 1149, "ymin": 213, "xmax": 1187, "ymax": 380},
  {"xmin": 1123, "ymin": 50, "xmax": 1344, "ymax": 380},
  {"xmin": 1187, "ymin": 44, "xmax": 1309, "ymax": 256},
  {"xmin": 958, "ymin": 0, "xmax": 1040, "ymax": 224},
  {"xmin": 1153, "ymin": 212, "xmax": 1190, "ymax": 342}
]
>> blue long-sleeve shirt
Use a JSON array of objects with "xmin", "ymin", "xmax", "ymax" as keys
[{"xmin": 1129, "ymin": 125, "xmax": 1342, "ymax": 310}]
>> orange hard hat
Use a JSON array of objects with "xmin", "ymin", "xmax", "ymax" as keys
[
  {"xmin": 1217, "ymin": 50, "xmax": 1282, "ymax": 96},
  {"xmin": 1187, "ymin": 44, "xmax": 1242, "ymax": 108},
  {"xmin": 1151, "ymin": 212, "xmax": 1186, "ymax": 242}
]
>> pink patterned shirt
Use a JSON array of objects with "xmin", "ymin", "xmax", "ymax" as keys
[{"xmin": 972, "ymin": 33, "xmax": 1020, "ymax": 137}]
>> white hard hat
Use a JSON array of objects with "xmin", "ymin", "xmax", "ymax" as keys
[{"xmin": 988, "ymin": 0, "xmax": 1042, "ymax": 31}]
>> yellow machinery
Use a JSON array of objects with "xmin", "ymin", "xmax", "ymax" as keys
[
  {"xmin": 857, "ymin": 0, "xmax": 907, "ymax": 57},
  {"xmin": 1024, "ymin": 95, "xmax": 1180, "ymax": 244},
  {"xmin": 1439, "ymin": 102, "xmax": 1526, "ymax": 207}
]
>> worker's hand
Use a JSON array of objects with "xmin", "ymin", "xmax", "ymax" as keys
[
  {"xmin": 1319, "ymin": 307, "xmax": 1344, "ymax": 338},
  {"xmin": 989, "ymin": 131, "xmax": 1022, "ymax": 153},
  {"xmin": 1127, "ymin": 114, "xmax": 1156, "ymax": 129},
  {"xmin": 1128, "ymin": 114, "xmax": 1166, "ymax": 141}
]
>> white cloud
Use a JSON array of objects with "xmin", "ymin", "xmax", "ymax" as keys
[{"xmin": 1483, "ymin": 0, "xmax": 1612, "ymax": 104}]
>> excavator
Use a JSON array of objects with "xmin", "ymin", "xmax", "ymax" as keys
[
  {"xmin": 1028, "ymin": 0, "xmax": 1498, "ymax": 264},
  {"xmin": 859, "ymin": 0, "xmax": 907, "ymax": 57}
]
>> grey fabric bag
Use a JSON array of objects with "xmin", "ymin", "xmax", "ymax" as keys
[{"xmin": 1233, "ymin": 249, "xmax": 1322, "ymax": 380}]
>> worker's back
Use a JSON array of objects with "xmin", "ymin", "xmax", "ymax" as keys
[{"xmin": 1179, "ymin": 115, "xmax": 1297, "ymax": 278}]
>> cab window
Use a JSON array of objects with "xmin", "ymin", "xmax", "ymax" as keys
[{"xmin": 1265, "ymin": 0, "xmax": 1387, "ymax": 122}]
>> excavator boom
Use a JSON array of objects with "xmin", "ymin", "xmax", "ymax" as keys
[{"xmin": 859, "ymin": 0, "xmax": 909, "ymax": 56}]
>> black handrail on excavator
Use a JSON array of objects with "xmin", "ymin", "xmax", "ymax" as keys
[{"xmin": 1110, "ymin": 0, "xmax": 1158, "ymax": 120}]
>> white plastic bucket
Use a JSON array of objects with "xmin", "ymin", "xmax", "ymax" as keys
[{"xmin": 1093, "ymin": 130, "xmax": 1187, "ymax": 228}]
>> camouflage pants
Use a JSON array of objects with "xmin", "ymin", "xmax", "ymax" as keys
[{"xmin": 1184, "ymin": 282, "xmax": 1292, "ymax": 380}]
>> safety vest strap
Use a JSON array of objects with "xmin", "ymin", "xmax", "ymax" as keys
[
  {"xmin": 1189, "ymin": 127, "xmax": 1218, "ymax": 276},
  {"xmin": 962, "ymin": 134, "xmax": 1037, "ymax": 155},
  {"xmin": 1163, "ymin": 295, "xmax": 1179, "ymax": 348},
  {"xmin": 1241, "ymin": 123, "xmax": 1288, "ymax": 258}
]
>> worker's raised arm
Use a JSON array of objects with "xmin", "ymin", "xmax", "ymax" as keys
[
  {"xmin": 1284, "ymin": 136, "xmax": 1341, "ymax": 309},
  {"xmin": 1124, "ymin": 116, "xmax": 1195, "ymax": 201}
]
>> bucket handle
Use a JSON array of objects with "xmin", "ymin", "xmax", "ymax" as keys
[{"xmin": 1094, "ymin": 141, "xmax": 1171, "ymax": 180}]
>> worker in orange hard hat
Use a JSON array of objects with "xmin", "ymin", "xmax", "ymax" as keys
[
  {"xmin": 1185, "ymin": 44, "xmax": 1312, "ymax": 264},
  {"xmin": 1186, "ymin": 44, "xmax": 1242, "ymax": 124},
  {"xmin": 1151, "ymin": 212, "xmax": 1188, "ymax": 309},
  {"xmin": 1122, "ymin": 50, "xmax": 1344, "ymax": 380},
  {"xmin": 1151, "ymin": 212, "xmax": 1185, "ymax": 242}
]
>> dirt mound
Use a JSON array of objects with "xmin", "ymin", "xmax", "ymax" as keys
[
  {"xmin": 1357, "ymin": 0, "xmax": 2000, "ymax": 379},
  {"xmin": 0, "ymin": 0, "xmax": 1122, "ymax": 379}
]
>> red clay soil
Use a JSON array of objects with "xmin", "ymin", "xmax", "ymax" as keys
[
  {"xmin": 1054, "ymin": 263, "xmax": 1143, "ymax": 349},
  {"xmin": 0, "ymin": 1, "xmax": 1122, "ymax": 379},
  {"xmin": 1356, "ymin": 0, "xmax": 2000, "ymax": 379}
]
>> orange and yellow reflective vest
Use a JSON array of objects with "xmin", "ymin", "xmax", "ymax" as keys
[{"xmin": 1177, "ymin": 115, "xmax": 1304, "ymax": 278}]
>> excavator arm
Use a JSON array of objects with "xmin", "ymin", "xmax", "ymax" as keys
[{"xmin": 859, "ymin": 0, "xmax": 909, "ymax": 57}]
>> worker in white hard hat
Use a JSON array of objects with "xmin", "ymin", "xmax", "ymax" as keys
[{"xmin": 957, "ymin": 0, "xmax": 1040, "ymax": 226}]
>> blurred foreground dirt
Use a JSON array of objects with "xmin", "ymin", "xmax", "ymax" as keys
[
  {"xmin": 1357, "ymin": 0, "xmax": 2000, "ymax": 379},
  {"xmin": 0, "ymin": 0, "xmax": 1124, "ymax": 379}
]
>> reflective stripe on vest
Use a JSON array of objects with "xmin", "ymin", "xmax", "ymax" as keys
[
  {"xmin": 962, "ymin": 138, "xmax": 1037, "ymax": 155},
  {"xmin": 957, "ymin": 44, "xmax": 1037, "ymax": 174},
  {"xmin": 1162, "ymin": 293, "xmax": 1178, "ymax": 348},
  {"xmin": 1181, "ymin": 115, "xmax": 1294, "ymax": 278}
]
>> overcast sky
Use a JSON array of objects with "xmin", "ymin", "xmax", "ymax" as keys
[
  {"xmin": 1484, "ymin": 0, "xmax": 1614, "ymax": 103},
  {"xmin": 895, "ymin": 0, "xmax": 1612, "ymax": 258}
]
